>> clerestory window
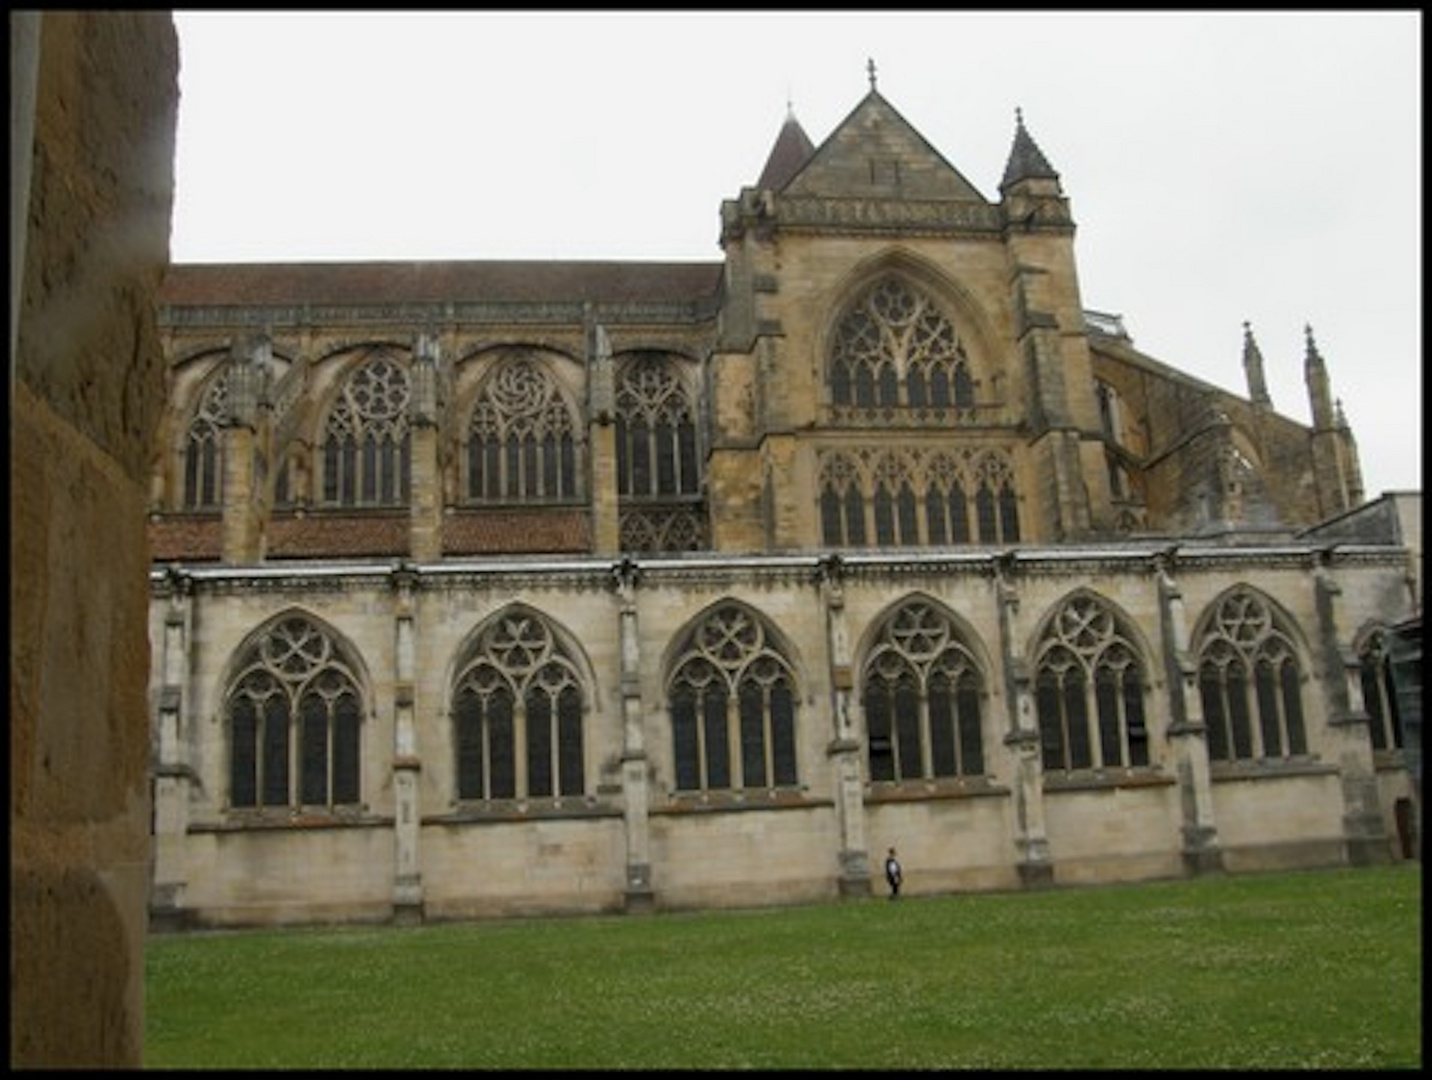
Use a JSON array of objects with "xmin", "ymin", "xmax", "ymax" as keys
[
  {"xmin": 322, "ymin": 350, "xmax": 412, "ymax": 507},
  {"xmin": 182, "ymin": 370, "xmax": 227, "ymax": 510},
  {"xmin": 615, "ymin": 352, "xmax": 705, "ymax": 551},
  {"xmin": 467, "ymin": 356, "xmax": 580, "ymax": 503}
]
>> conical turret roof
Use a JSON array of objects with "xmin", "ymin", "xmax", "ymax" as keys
[
  {"xmin": 1000, "ymin": 107, "xmax": 1060, "ymax": 192},
  {"xmin": 757, "ymin": 106, "xmax": 817, "ymax": 191}
]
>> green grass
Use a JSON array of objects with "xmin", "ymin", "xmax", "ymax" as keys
[{"xmin": 145, "ymin": 863, "xmax": 1422, "ymax": 1069}]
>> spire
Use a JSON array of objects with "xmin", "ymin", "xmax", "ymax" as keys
[
  {"xmin": 867, "ymin": 57, "xmax": 878, "ymax": 93},
  {"xmin": 1303, "ymin": 323, "xmax": 1335, "ymax": 429},
  {"xmin": 1242, "ymin": 321, "xmax": 1272, "ymax": 406},
  {"xmin": 1000, "ymin": 106, "xmax": 1060, "ymax": 193},
  {"xmin": 756, "ymin": 105, "xmax": 816, "ymax": 191}
]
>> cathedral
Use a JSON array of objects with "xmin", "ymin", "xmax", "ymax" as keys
[{"xmin": 145, "ymin": 75, "xmax": 1420, "ymax": 929}]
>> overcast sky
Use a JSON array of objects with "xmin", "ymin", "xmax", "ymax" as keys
[{"xmin": 169, "ymin": 10, "xmax": 1421, "ymax": 498}]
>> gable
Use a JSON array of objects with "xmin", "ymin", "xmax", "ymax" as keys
[{"xmin": 783, "ymin": 92, "xmax": 987, "ymax": 203}]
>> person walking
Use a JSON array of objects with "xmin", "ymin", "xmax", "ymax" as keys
[{"xmin": 884, "ymin": 846, "xmax": 903, "ymax": 900}]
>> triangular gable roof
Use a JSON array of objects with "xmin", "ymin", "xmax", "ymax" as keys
[{"xmin": 780, "ymin": 90, "xmax": 987, "ymax": 202}]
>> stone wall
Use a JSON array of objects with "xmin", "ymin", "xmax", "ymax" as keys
[{"xmin": 10, "ymin": 11, "xmax": 178, "ymax": 1067}]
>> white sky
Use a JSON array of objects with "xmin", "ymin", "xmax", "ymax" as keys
[{"xmin": 169, "ymin": 10, "xmax": 1422, "ymax": 498}]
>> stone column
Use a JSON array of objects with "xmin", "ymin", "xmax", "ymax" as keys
[
  {"xmin": 1153, "ymin": 550, "xmax": 1223, "ymax": 874},
  {"xmin": 408, "ymin": 331, "xmax": 443, "ymax": 562},
  {"xmin": 818, "ymin": 555, "xmax": 871, "ymax": 895},
  {"xmin": 220, "ymin": 334, "xmax": 269, "ymax": 564},
  {"xmin": 994, "ymin": 557, "xmax": 1052, "ymax": 886},
  {"xmin": 613, "ymin": 557, "xmax": 654, "ymax": 910},
  {"xmin": 150, "ymin": 568, "xmax": 195, "ymax": 928},
  {"xmin": 1313, "ymin": 556, "xmax": 1391, "ymax": 865},
  {"xmin": 391, "ymin": 564, "xmax": 425, "ymax": 922},
  {"xmin": 587, "ymin": 318, "xmax": 620, "ymax": 554}
]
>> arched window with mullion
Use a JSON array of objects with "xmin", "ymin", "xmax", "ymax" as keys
[
  {"xmin": 182, "ymin": 369, "xmax": 228, "ymax": 510},
  {"xmin": 616, "ymin": 353, "xmax": 701, "ymax": 500},
  {"xmin": 466, "ymin": 356, "xmax": 581, "ymax": 504},
  {"xmin": 322, "ymin": 350, "xmax": 412, "ymax": 508},
  {"xmin": 1033, "ymin": 594, "xmax": 1151, "ymax": 773},
  {"xmin": 225, "ymin": 614, "xmax": 365, "ymax": 812},
  {"xmin": 668, "ymin": 604, "xmax": 800, "ymax": 793},
  {"xmin": 828, "ymin": 275, "xmax": 974, "ymax": 414},
  {"xmin": 861, "ymin": 599, "xmax": 986, "ymax": 783},
  {"xmin": 1195, "ymin": 588, "xmax": 1309, "ymax": 764},
  {"xmin": 1359, "ymin": 630, "xmax": 1404, "ymax": 752},
  {"xmin": 452, "ymin": 609, "xmax": 587, "ymax": 802}
]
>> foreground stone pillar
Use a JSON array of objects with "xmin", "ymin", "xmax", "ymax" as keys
[{"xmin": 10, "ymin": 12, "xmax": 178, "ymax": 1067}]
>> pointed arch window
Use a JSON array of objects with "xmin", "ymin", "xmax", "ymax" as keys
[
  {"xmin": 467, "ymin": 356, "xmax": 580, "ymax": 503},
  {"xmin": 921, "ymin": 450, "xmax": 1019, "ymax": 547},
  {"xmin": 452, "ymin": 610, "xmax": 585, "ymax": 801},
  {"xmin": 616, "ymin": 353, "xmax": 701, "ymax": 499},
  {"xmin": 830, "ymin": 276, "xmax": 974, "ymax": 411},
  {"xmin": 819, "ymin": 453, "xmax": 866, "ymax": 547},
  {"xmin": 1034, "ymin": 595, "xmax": 1150, "ymax": 772},
  {"xmin": 1196, "ymin": 589, "xmax": 1308, "ymax": 762},
  {"xmin": 226, "ymin": 615, "xmax": 363, "ymax": 810},
  {"xmin": 1359, "ymin": 630, "xmax": 1405, "ymax": 753},
  {"xmin": 322, "ymin": 351, "xmax": 411, "ymax": 507},
  {"xmin": 863, "ymin": 600, "xmax": 985, "ymax": 783},
  {"xmin": 182, "ymin": 371, "xmax": 228, "ymax": 509},
  {"xmin": 668, "ymin": 604, "xmax": 799, "ymax": 792},
  {"xmin": 872, "ymin": 455, "xmax": 920, "ymax": 547}
]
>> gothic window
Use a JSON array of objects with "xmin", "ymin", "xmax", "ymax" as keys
[
  {"xmin": 322, "ymin": 350, "xmax": 411, "ymax": 507},
  {"xmin": 182, "ymin": 371, "xmax": 227, "ymax": 509},
  {"xmin": 225, "ymin": 614, "xmax": 363, "ymax": 810},
  {"xmin": 1359, "ymin": 630, "xmax": 1404, "ymax": 752},
  {"xmin": 616, "ymin": 353, "xmax": 700, "ymax": 499},
  {"xmin": 668, "ymin": 604, "xmax": 799, "ymax": 793},
  {"xmin": 863, "ymin": 600, "xmax": 985, "ymax": 783},
  {"xmin": 453, "ymin": 609, "xmax": 586, "ymax": 801},
  {"xmin": 819, "ymin": 453, "xmax": 866, "ymax": 547},
  {"xmin": 872, "ymin": 455, "xmax": 919, "ymax": 547},
  {"xmin": 975, "ymin": 451, "xmax": 1020, "ymax": 544},
  {"xmin": 830, "ymin": 276, "xmax": 974, "ymax": 411},
  {"xmin": 923, "ymin": 450, "xmax": 1019, "ymax": 547},
  {"xmin": 1034, "ymin": 594, "xmax": 1150, "ymax": 772},
  {"xmin": 1196, "ymin": 589, "xmax": 1308, "ymax": 763},
  {"xmin": 467, "ymin": 356, "xmax": 580, "ymax": 503}
]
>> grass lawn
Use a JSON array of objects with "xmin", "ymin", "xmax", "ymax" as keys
[{"xmin": 144, "ymin": 863, "xmax": 1422, "ymax": 1069}]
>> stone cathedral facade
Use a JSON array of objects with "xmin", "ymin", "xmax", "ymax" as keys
[{"xmin": 145, "ymin": 79, "xmax": 1420, "ymax": 929}]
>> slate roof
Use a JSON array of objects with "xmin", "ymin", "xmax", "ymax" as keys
[
  {"xmin": 757, "ymin": 111, "xmax": 817, "ymax": 191},
  {"xmin": 1000, "ymin": 109, "xmax": 1060, "ymax": 191},
  {"xmin": 159, "ymin": 260, "xmax": 725, "ymax": 307}
]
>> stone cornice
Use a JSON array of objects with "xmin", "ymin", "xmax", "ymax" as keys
[
  {"xmin": 148, "ymin": 539, "xmax": 1413, "ymax": 598},
  {"xmin": 776, "ymin": 195, "xmax": 1004, "ymax": 235},
  {"xmin": 159, "ymin": 296, "xmax": 721, "ymax": 332}
]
